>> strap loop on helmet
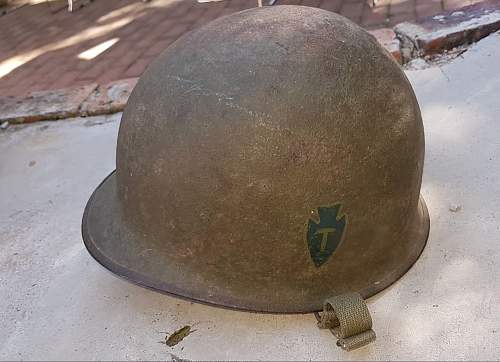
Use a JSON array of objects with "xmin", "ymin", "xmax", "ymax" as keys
[{"xmin": 316, "ymin": 293, "xmax": 376, "ymax": 351}]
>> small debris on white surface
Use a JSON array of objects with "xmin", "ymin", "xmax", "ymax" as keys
[
  {"xmin": 449, "ymin": 204, "xmax": 462, "ymax": 212},
  {"xmin": 404, "ymin": 57, "xmax": 429, "ymax": 70}
]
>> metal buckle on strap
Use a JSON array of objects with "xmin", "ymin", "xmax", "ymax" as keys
[{"xmin": 316, "ymin": 293, "xmax": 376, "ymax": 351}]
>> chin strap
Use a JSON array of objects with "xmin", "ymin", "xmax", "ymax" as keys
[{"xmin": 316, "ymin": 293, "xmax": 376, "ymax": 351}]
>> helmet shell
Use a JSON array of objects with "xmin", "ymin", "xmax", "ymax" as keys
[{"xmin": 82, "ymin": 5, "xmax": 429, "ymax": 313}]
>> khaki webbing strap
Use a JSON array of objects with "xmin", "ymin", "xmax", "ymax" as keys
[{"xmin": 316, "ymin": 293, "xmax": 376, "ymax": 351}]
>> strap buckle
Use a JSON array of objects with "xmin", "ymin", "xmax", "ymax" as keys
[{"xmin": 316, "ymin": 292, "xmax": 376, "ymax": 351}]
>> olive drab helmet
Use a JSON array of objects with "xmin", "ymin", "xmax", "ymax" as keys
[{"xmin": 82, "ymin": 5, "xmax": 429, "ymax": 314}]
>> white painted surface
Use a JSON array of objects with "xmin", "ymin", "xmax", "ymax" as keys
[{"xmin": 1, "ymin": 32, "xmax": 500, "ymax": 361}]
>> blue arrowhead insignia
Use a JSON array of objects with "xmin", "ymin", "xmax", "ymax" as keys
[{"xmin": 307, "ymin": 205, "xmax": 346, "ymax": 267}]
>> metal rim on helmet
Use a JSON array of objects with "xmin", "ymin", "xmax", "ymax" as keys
[{"xmin": 82, "ymin": 171, "xmax": 430, "ymax": 314}]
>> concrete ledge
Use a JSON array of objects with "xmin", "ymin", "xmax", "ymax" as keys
[
  {"xmin": 0, "ymin": 84, "xmax": 97, "ymax": 125},
  {"xmin": 395, "ymin": 0, "xmax": 500, "ymax": 61},
  {"xmin": 80, "ymin": 78, "xmax": 138, "ymax": 117},
  {"xmin": 0, "ymin": 79, "xmax": 136, "ymax": 126}
]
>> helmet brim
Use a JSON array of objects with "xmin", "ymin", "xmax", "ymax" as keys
[{"xmin": 82, "ymin": 171, "xmax": 430, "ymax": 313}]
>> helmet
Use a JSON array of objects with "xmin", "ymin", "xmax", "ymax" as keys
[{"xmin": 82, "ymin": 5, "xmax": 429, "ymax": 313}]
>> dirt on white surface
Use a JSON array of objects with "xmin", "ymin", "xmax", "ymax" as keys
[{"xmin": 1, "ymin": 32, "xmax": 500, "ymax": 360}]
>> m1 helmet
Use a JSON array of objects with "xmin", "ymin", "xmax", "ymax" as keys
[{"xmin": 82, "ymin": 5, "xmax": 429, "ymax": 313}]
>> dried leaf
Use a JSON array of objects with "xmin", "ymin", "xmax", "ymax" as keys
[{"xmin": 165, "ymin": 325, "xmax": 194, "ymax": 347}]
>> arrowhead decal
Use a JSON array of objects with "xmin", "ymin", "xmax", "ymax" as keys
[{"xmin": 307, "ymin": 205, "xmax": 346, "ymax": 267}]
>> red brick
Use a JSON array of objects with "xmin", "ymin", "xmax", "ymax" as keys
[
  {"xmin": 71, "ymin": 79, "xmax": 100, "ymax": 88},
  {"xmin": 77, "ymin": 61, "xmax": 113, "ymax": 81},
  {"xmin": 50, "ymin": 71, "xmax": 81, "ymax": 90},
  {"xmin": 203, "ymin": 8, "xmax": 226, "ymax": 22},
  {"xmin": 74, "ymin": 60, "xmax": 94, "ymax": 72},
  {"xmin": 443, "ymin": 0, "xmax": 473, "ymax": 11},
  {"xmin": 127, "ymin": 29, "xmax": 149, "ymax": 43},
  {"xmin": 218, "ymin": 7, "xmax": 243, "ymax": 17},
  {"xmin": 28, "ymin": 82, "xmax": 56, "ymax": 94},
  {"xmin": 144, "ymin": 19, "xmax": 176, "ymax": 39},
  {"xmin": 124, "ymin": 57, "xmax": 154, "ymax": 78},
  {"xmin": 144, "ymin": 38, "xmax": 176, "ymax": 57},
  {"xmin": 178, "ymin": 6, "xmax": 208, "ymax": 25},
  {"xmin": 197, "ymin": 1, "xmax": 226, "ymax": 18},
  {"xmin": 14, "ymin": 34, "xmax": 43, "ymax": 53},
  {"xmin": 95, "ymin": 64, "xmax": 130, "ymax": 85},
  {"xmin": 319, "ymin": 0, "xmax": 343, "ymax": 13},
  {"xmin": 340, "ymin": 1, "xmax": 364, "ymax": 22},
  {"xmin": 390, "ymin": 0, "xmax": 416, "ymax": 15},
  {"xmin": 361, "ymin": 3, "xmax": 389, "ymax": 27},
  {"xmin": 416, "ymin": 0, "xmax": 443, "ymax": 19},
  {"xmin": 7, "ymin": 78, "xmax": 35, "ymax": 97},
  {"xmin": 275, "ymin": 0, "xmax": 302, "ymax": 5},
  {"xmin": 163, "ymin": 23, "xmax": 191, "ymax": 40},
  {"xmin": 99, "ymin": 40, "xmax": 134, "ymax": 60},
  {"xmin": 165, "ymin": 1, "xmax": 192, "ymax": 18},
  {"xmin": 190, "ymin": 16, "xmax": 213, "ymax": 31},
  {"xmin": 301, "ymin": 0, "xmax": 322, "ymax": 7},
  {"xmin": 110, "ymin": 48, "xmax": 144, "ymax": 69},
  {"xmin": 34, "ymin": 61, "xmax": 71, "ymax": 86},
  {"xmin": 117, "ymin": 22, "xmax": 143, "ymax": 37},
  {"xmin": 388, "ymin": 11, "xmax": 416, "ymax": 26},
  {"xmin": 224, "ymin": 0, "xmax": 257, "ymax": 9}
]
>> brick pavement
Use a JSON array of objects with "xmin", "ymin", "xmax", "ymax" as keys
[{"xmin": 0, "ymin": 0, "xmax": 486, "ymax": 97}]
